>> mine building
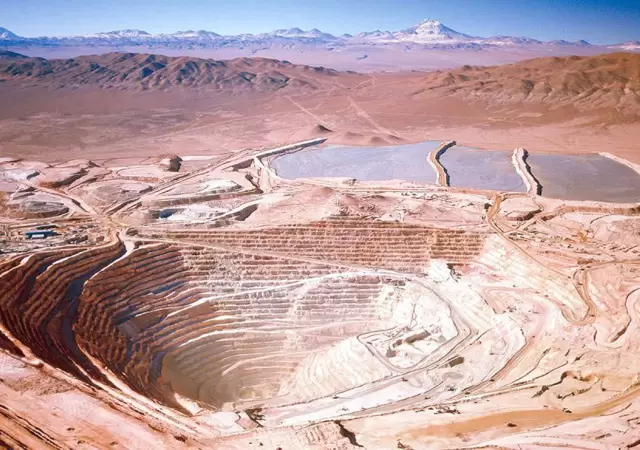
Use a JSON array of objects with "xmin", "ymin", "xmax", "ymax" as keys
[{"xmin": 25, "ymin": 230, "xmax": 58, "ymax": 240}]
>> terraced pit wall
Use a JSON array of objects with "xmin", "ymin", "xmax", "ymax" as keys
[
  {"xmin": 132, "ymin": 217, "xmax": 487, "ymax": 273},
  {"xmin": 0, "ymin": 225, "xmax": 485, "ymax": 412},
  {"xmin": 0, "ymin": 241, "xmax": 204, "ymax": 411},
  {"xmin": 0, "ymin": 240, "xmax": 126, "ymax": 387}
]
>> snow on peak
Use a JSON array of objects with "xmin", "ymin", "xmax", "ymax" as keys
[
  {"xmin": 97, "ymin": 29, "xmax": 151, "ymax": 38},
  {"xmin": 612, "ymin": 40, "xmax": 640, "ymax": 51},
  {"xmin": 417, "ymin": 18, "xmax": 443, "ymax": 28},
  {"xmin": 485, "ymin": 35, "xmax": 543, "ymax": 45},
  {"xmin": 266, "ymin": 27, "xmax": 335, "ymax": 39},
  {"xmin": 170, "ymin": 30, "xmax": 220, "ymax": 38},
  {"xmin": 1, "ymin": 20, "xmax": 626, "ymax": 50},
  {"xmin": 355, "ymin": 30, "xmax": 395, "ymax": 40},
  {"xmin": 270, "ymin": 27, "xmax": 303, "ymax": 37},
  {"xmin": 0, "ymin": 27, "xmax": 19, "ymax": 39},
  {"xmin": 396, "ymin": 18, "xmax": 475, "ymax": 42}
]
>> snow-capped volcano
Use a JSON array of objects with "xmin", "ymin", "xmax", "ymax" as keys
[
  {"xmin": 0, "ymin": 27, "xmax": 19, "ymax": 39},
  {"xmin": 393, "ymin": 19, "xmax": 476, "ymax": 42}
]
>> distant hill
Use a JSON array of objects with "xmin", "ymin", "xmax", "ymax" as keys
[
  {"xmin": 0, "ymin": 50, "xmax": 28, "ymax": 60},
  {"xmin": 0, "ymin": 52, "xmax": 343, "ymax": 91},
  {"xmin": 412, "ymin": 53, "xmax": 640, "ymax": 114},
  {"xmin": 2, "ymin": 51, "xmax": 638, "ymax": 117}
]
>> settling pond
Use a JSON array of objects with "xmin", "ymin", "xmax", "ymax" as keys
[
  {"xmin": 271, "ymin": 142, "xmax": 640, "ymax": 203},
  {"xmin": 271, "ymin": 141, "xmax": 441, "ymax": 184},
  {"xmin": 527, "ymin": 154, "xmax": 640, "ymax": 203},
  {"xmin": 440, "ymin": 146, "xmax": 525, "ymax": 192}
]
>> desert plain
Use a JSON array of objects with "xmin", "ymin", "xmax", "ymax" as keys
[{"xmin": 0, "ymin": 48, "xmax": 640, "ymax": 450}]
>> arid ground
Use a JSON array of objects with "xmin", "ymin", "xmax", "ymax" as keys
[
  {"xmin": 1, "ymin": 51, "xmax": 640, "ymax": 449},
  {"xmin": 2, "ymin": 52, "xmax": 640, "ymax": 164}
]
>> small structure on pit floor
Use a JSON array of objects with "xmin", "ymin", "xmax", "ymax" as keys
[{"xmin": 25, "ymin": 230, "xmax": 58, "ymax": 240}]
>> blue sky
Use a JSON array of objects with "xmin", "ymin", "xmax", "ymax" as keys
[{"xmin": 1, "ymin": 0, "xmax": 639, "ymax": 44}]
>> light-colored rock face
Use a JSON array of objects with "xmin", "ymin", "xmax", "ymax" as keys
[
  {"xmin": 499, "ymin": 196, "xmax": 541, "ymax": 220},
  {"xmin": 1, "ymin": 144, "xmax": 640, "ymax": 450},
  {"xmin": 116, "ymin": 165, "xmax": 180, "ymax": 181},
  {"xmin": 33, "ymin": 167, "xmax": 87, "ymax": 188}
]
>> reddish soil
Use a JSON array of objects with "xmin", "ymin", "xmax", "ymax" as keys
[
  {"xmin": 1, "ymin": 52, "xmax": 639, "ymax": 164},
  {"xmin": 1, "ymin": 51, "xmax": 640, "ymax": 449}
]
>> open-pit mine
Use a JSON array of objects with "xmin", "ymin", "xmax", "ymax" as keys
[
  {"xmin": 1, "ymin": 136, "xmax": 640, "ymax": 449},
  {"xmin": 1, "ymin": 50, "xmax": 640, "ymax": 449}
]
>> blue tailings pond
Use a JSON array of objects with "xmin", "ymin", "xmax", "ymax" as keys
[
  {"xmin": 527, "ymin": 154, "xmax": 640, "ymax": 203},
  {"xmin": 271, "ymin": 142, "xmax": 640, "ymax": 203},
  {"xmin": 271, "ymin": 141, "xmax": 441, "ymax": 184},
  {"xmin": 439, "ymin": 146, "xmax": 525, "ymax": 192}
]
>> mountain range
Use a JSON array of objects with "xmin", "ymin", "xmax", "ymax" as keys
[
  {"xmin": 0, "ymin": 51, "xmax": 343, "ymax": 92},
  {"xmin": 1, "ymin": 20, "xmax": 638, "ymax": 50},
  {"xmin": 2, "ymin": 20, "xmax": 640, "ymax": 73},
  {"xmin": 413, "ymin": 53, "xmax": 640, "ymax": 114},
  {"xmin": 2, "ymin": 48, "xmax": 639, "ymax": 116}
]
